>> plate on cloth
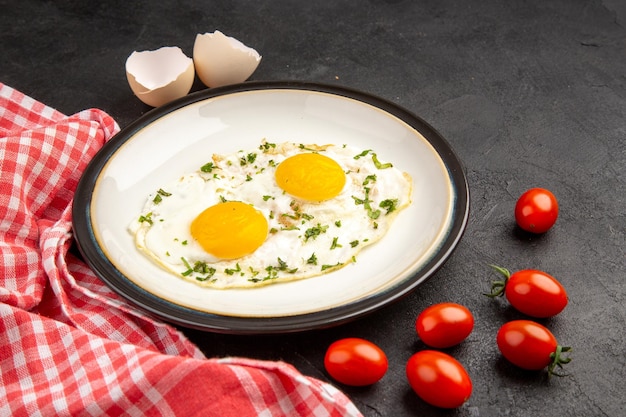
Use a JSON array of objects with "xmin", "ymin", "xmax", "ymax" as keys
[{"xmin": 72, "ymin": 81, "xmax": 469, "ymax": 334}]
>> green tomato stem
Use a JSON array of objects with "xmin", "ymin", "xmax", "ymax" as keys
[
  {"xmin": 548, "ymin": 345, "xmax": 572, "ymax": 378},
  {"xmin": 484, "ymin": 264, "xmax": 512, "ymax": 297}
]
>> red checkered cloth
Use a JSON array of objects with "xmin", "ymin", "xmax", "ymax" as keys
[{"xmin": 0, "ymin": 83, "xmax": 363, "ymax": 417}]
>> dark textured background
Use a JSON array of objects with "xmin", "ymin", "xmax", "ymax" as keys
[{"xmin": 2, "ymin": 0, "xmax": 625, "ymax": 416}]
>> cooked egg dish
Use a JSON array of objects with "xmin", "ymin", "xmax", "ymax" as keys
[{"xmin": 129, "ymin": 141, "xmax": 412, "ymax": 288}]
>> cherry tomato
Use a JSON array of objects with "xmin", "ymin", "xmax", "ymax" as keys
[
  {"xmin": 487, "ymin": 265, "xmax": 568, "ymax": 317},
  {"xmin": 515, "ymin": 188, "xmax": 559, "ymax": 233},
  {"xmin": 324, "ymin": 338, "xmax": 388, "ymax": 386},
  {"xmin": 415, "ymin": 302, "xmax": 474, "ymax": 348},
  {"xmin": 406, "ymin": 350, "xmax": 472, "ymax": 408},
  {"xmin": 497, "ymin": 320, "xmax": 571, "ymax": 376}
]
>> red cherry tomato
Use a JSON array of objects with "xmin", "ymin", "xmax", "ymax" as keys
[
  {"xmin": 497, "ymin": 320, "xmax": 571, "ymax": 375},
  {"xmin": 515, "ymin": 188, "xmax": 559, "ymax": 233},
  {"xmin": 415, "ymin": 302, "xmax": 474, "ymax": 348},
  {"xmin": 324, "ymin": 338, "xmax": 388, "ymax": 386},
  {"xmin": 487, "ymin": 265, "xmax": 568, "ymax": 317},
  {"xmin": 406, "ymin": 350, "xmax": 472, "ymax": 408}
]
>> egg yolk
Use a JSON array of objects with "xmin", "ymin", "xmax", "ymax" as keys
[
  {"xmin": 190, "ymin": 201, "xmax": 268, "ymax": 259},
  {"xmin": 275, "ymin": 153, "xmax": 346, "ymax": 201}
]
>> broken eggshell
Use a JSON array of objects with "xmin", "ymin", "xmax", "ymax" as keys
[
  {"xmin": 126, "ymin": 46, "xmax": 195, "ymax": 107},
  {"xmin": 193, "ymin": 31, "xmax": 261, "ymax": 88}
]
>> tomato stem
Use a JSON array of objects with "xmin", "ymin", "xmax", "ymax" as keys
[
  {"xmin": 548, "ymin": 345, "xmax": 572, "ymax": 378},
  {"xmin": 484, "ymin": 264, "xmax": 511, "ymax": 298}
]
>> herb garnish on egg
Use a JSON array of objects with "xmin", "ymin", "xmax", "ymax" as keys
[
  {"xmin": 129, "ymin": 140, "xmax": 412, "ymax": 289},
  {"xmin": 240, "ymin": 152, "xmax": 257, "ymax": 166},
  {"xmin": 304, "ymin": 224, "xmax": 329, "ymax": 241},
  {"xmin": 321, "ymin": 262, "xmax": 343, "ymax": 271},
  {"xmin": 380, "ymin": 198, "xmax": 399, "ymax": 214},
  {"xmin": 352, "ymin": 187, "xmax": 381, "ymax": 220},
  {"xmin": 330, "ymin": 237, "xmax": 342, "ymax": 249},
  {"xmin": 138, "ymin": 212, "xmax": 153, "ymax": 225},
  {"xmin": 152, "ymin": 188, "xmax": 172, "ymax": 204}
]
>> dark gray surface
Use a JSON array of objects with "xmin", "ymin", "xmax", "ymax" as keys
[{"xmin": 2, "ymin": 0, "xmax": 625, "ymax": 416}]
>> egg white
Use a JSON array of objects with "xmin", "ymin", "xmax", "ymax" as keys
[{"xmin": 129, "ymin": 141, "xmax": 412, "ymax": 288}]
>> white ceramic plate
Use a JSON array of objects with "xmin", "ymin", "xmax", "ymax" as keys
[{"xmin": 73, "ymin": 81, "xmax": 469, "ymax": 334}]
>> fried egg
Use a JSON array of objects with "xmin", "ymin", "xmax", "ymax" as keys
[{"xmin": 129, "ymin": 141, "xmax": 412, "ymax": 288}]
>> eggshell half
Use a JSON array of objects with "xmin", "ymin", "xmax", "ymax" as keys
[
  {"xmin": 126, "ymin": 46, "xmax": 195, "ymax": 107},
  {"xmin": 193, "ymin": 31, "xmax": 261, "ymax": 88}
]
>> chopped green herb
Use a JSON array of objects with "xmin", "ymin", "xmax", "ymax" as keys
[
  {"xmin": 298, "ymin": 144, "xmax": 319, "ymax": 152},
  {"xmin": 246, "ymin": 258, "xmax": 298, "ymax": 281},
  {"xmin": 194, "ymin": 261, "xmax": 216, "ymax": 281},
  {"xmin": 181, "ymin": 257, "xmax": 193, "ymax": 276},
  {"xmin": 304, "ymin": 224, "xmax": 329, "ymax": 241},
  {"xmin": 307, "ymin": 253, "xmax": 318, "ymax": 265},
  {"xmin": 225, "ymin": 263, "xmax": 241, "ymax": 275},
  {"xmin": 152, "ymin": 188, "xmax": 172, "ymax": 204},
  {"xmin": 263, "ymin": 265, "xmax": 279, "ymax": 281},
  {"xmin": 352, "ymin": 187, "xmax": 381, "ymax": 219},
  {"xmin": 354, "ymin": 149, "xmax": 372, "ymax": 160},
  {"xmin": 138, "ymin": 212, "xmax": 153, "ymax": 225},
  {"xmin": 246, "ymin": 174, "xmax": 253, "ymax": 182},
  {"xmin": 200, "ymin": 162, "xmax": 215, "ymax": 173},
  {"xmin": 276, "ymin": 257, "xmax": 298, "ymax": 273},
  {"xmin": 263, "ymin": 195, "xmax": 274, "ymax": 201},
  {"xmin": 240, "ymin": 152, "xmax": 257, "ymax": 166},
  {"xmin": 335, "ymin": 220, "xmax": 342, "ymax": 227},
  {"xmin": 372, "ymin": 153, "xmax": 393, "ymax": 169},
  {"xmin": 277, "ymin": 257, "xmax": 288, "ymax": 270},
  {"xmin": 321, "ymin": 262, "xmax": 343, "ymax": 271},
  {"xmin": 350, "ymin": 240, "xmax": 359, "ymax": 247},
  {"xmin": 363, "ymin": 174, "xmax": 377, "ymax": 185},
  {"xmin": 259, "ymin": 142, "xmax": 276, "ymax": 152},
  {"xmin": 380, "ymin": 198, "xmax": 399, "ymax": 214},
  {"xmin": 192, "ymin": 261, "xmax": 209, "ymax": 274},
  {"xmin": 330, "ymin": 237, "xmax": 342, "ymax": 249}
]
